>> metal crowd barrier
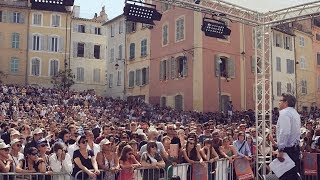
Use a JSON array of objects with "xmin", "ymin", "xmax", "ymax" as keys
[{"xmin": 0, "ymin": 172, "xmax": 71, "ymax": 180}]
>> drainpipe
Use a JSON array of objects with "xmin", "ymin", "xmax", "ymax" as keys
[
  {"xmin": 25, "ymin": 8, "xmax": 30, "ymax": 85},
  {"xmin": 293, "ymin": 34, "xmax": 299, "ymax": 110}
]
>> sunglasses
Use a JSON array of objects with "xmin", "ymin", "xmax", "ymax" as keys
[
  {"xmin": 188, "ymin": 142, "xmax": 195, "ymax": 145},
  {"xmin": 16, "ymin": 144, "xmax": 22, "ymax": 147},
  {"xmin": 30, "ymin": 152, "xmax": 38, "ymax": 156},
  {"xmin": 121, "ymin": 136, "xmax": 128, "ymax": 139},
  {"xmin": 40, "ymin": 144, "xmax": 48, "ymax": 147},
  {"xmin": 80, "ymin": 140, "xmax": 88, "ymax": 144},
  {"xmin": 150, "ymin": 146, "xmax": 156, "ymax": 149}
]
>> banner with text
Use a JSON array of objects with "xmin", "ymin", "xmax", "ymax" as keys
[{"xmin": 234, "ymin": 157, "xmax": 254, "ymax": 180}]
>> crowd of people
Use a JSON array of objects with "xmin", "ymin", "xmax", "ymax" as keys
[{"xmin": 0, "ymin": 84, "xmax": 319, "ymax": 180}]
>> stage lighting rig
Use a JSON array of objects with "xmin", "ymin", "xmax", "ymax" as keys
[{"xmin": 201, "ymin": 17, "xmax": 231, "ymax": 39}]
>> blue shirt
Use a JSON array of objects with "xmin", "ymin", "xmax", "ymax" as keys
[
  {"xmin": 233, "ymin": 140, "xmax": 252, "ymax": 157},
  {"xmin": 276, "ymin": 107, "xmax": 301, "ymax": 150}
]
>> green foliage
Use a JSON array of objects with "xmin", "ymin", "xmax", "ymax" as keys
[{"xmin": 51, "ymin": 69, "xmax": 75, "ymax": 90}]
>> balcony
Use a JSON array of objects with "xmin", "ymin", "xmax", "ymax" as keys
[{"xmin": 0, "ymin": 0, "xmax": 28, "ymax": 7}]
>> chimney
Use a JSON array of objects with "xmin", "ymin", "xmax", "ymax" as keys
[
  {"xmin": 73, "ymin": 5, "xmax": 80, "ymax": 18},
  {"xmin": 99, "ymin": 6, "xmax": 108, "ymax": 22},
  {"xmin": 94, "ymin": 13, "xmax": 98, "ymax": 18}
]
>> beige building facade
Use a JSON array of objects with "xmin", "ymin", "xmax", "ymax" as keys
[
  {"xmin": 70, "ymin": 6, "xmax": 108, "ymax": 95},
  {"xmin": 0, "ymin": 0, "xmax": 29, "ymax": 85},
  {"xmin": 125, "ymin": 22, "xmax": 151, "ymax": 103}
]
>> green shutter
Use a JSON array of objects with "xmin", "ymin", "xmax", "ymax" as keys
[
  {"xmin": 146, "ymin": 67, "xmax": 149, "ymax": 84},
  {"xmin": 183, "ymin": 56, "xmax": 188, "ymax": 77},
  {"xmin": 215, "ymin": 55, "xmax": 220, "ymax": 77},
  {"xmin": 227, "ymin": 58, "xmax": 235, "ymax": 78},
  {"xmin": 159, "ymin": 61, "xmax": 163, "ymax": 81},
  {"xmin": 171, "ymin": 57, "xmax": 176, "ymax": 79}
]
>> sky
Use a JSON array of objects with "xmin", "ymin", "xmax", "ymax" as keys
[{"xmin": 74, "ymin": 0, "xmax": 316, "ymax": 19}]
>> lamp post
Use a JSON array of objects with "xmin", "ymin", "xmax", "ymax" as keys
[
  {"xmin": 218, "ymin": 59, "xmax": 222, "ymax": 112},
  {"xmin": 115, "ymin": 58, "xmax": 126, "ymax": 99}
]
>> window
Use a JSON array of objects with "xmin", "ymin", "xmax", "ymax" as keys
[
  {"xmin": 49, "ymin": 36, "xmax": 59, "ymax": 52},
  {"xmin": 49, "ymin": 60, "xmax": 59, "ymax": 77},
  {"xmin": 117, "ymin": 71, "xmax": 121, "ymax": 86},
  {"xmin": 108, "ymin": 73, "xmax": 113, "ymax": 87},
  {"xmin": 276, "ymin": 57, "xmax": 281, "ymax": 72},
  {"xmin": 129, "ymin": 43, "xmax": 135, "ymax": 60},
  {"xmin": 95, "ymin": 27, "xmax": 101, "ymax": 35},
  {"xmin": 275, "ymin": 33, "xmax": 282, "ymax": 47},
  {"xmin": 136, "ymin": 69, "xmax": 141, "ymax": 86},
  {"xmin": 176, "ymin": 17, "xmax": 184, "ymax": 41},
  {"xmin": 78, "ymin": 25, "xmax": 85, "ymax": 33},
  {"xmin": 76, "ymin": 67, "xmax": 84, "ymax": 82},
  {"xmin": 317, "ymin": 53, "xmax": 320, "ymax": 65},
  {"xmin": 111, "ymin": 24, "xmax": 115, "ymax": 37},
  {"xmin": 316, "ymin": 33, "xmax": 320, "ymax": 41},
  {"xmin": 162, "ymin": 3, "xmax": 171, "ymax": 12},
  {"xmin": 51, "ymin": 14, "xmax": 60, "ymax": 27},
  {"xmin": 0, "ymin": 11, "xmax": 2, "ymax": 22},
  {"xmin": 93, "ymin": 68, "xmax": 101, "ymax": 83},
  {"xmin": 284, "ymin": 35, "xmax": 292, "ymax": 50},
  {"xmin": 215, "ymin": 56, "xmax": 235, "ymax": 78},
  {"xmin": 33, "ymin": 13, "xmax": 42, "ymax": 25},
  {"xmin": 162, "ymin": 24, "xmax": 168, "ymax": 46},
  {"xmin": 141, "ymin": 39, "xmax": 147, "ymax": 57},
  {"xmin": 174, "ymin": 95, "xmax": 183, "ymax": 111},
  {"xmin": 160, "ymin": 97, "xmax": 166, "ymax": 108},
  {"xmin": 110, "ymin": 48, "xmax": 114, "ymax": 62},
  {"xmin": 119, "ymin": 21, "xmax": 123, "ymax": 34},
  {"xmin": 11, "ymin": 33, "xmax": 20, "ymax": 49},
  {"xmin": 276, "ymin": 82, "xmax": 281, "ymax": 96},
  {"xmin": 299, "ymin": 36, "xmax": 305, "ymax": 47},
  {"xmin": 141, "ymin": 67, "xmax": 149, "ymax": 85},
  {"xmin": 159, "ymin": 60, "xmax": 169, "ymax": 81},
  {"xmin": 300, "ymin": 57, "xmax": 306, "ymax": 69},
  {"xmin": 301, "ymin": 80, "xmax": 307, "ymax": 94},
  {"xmin": 77, "ymin": 43, "xmax": 84, "ymax": 57},
  {"xmin": 126, "ymin": 21, "xmax": 136, "ymax": 33},
  {"xmin": 118, "ymin": 45, "xmax": 123, "ymax": 59},
  {"xmin": 13, "ymin": 12, "xmax": 21, "ymax": 23},
  {"xmin": 286, "ymin": 59, "xmax": 294, "ymax": 74},
  {"xmin": 129, "ymin": 71, "xmax": 134, "ymax": 87},
  {"xmin": 10, "ymin": 57, "xmax": 19, "ymax": 73},
  {"xmin": 171, "ymin": 56, "xmax": 188, "ymax": 78},
  {"xmin": 32, "ymin": 35, "xmax": 40, "ymax": 51},
  {"xmin": 31, "ymin": 58, "xmax": 40, "ymax": 76},
  {"xmin": 287, "ymin": 83, "xmax": 292, "ymax": 93},
  {"xmin": 94, "ymin": 45, "xmax": 100, "ymax": 59}
]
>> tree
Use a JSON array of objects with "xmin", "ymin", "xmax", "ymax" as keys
[
  {"xmin": 0, "ymin": 71, "xmax": 7, "ymax": 84},
  {"xmin": 51, "ymin": 69, "xmax": 75, "ymax": 90}
]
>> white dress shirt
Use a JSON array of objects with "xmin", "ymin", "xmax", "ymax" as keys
[
  {"xmin": 276, "ymin": 107, "xmax": 301, "ymax": 150},
  {"xmin": 49, "ymin": 153, "xmax": 72, "ymax": 180}
]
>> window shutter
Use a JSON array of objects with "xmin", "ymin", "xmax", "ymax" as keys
[
  {"xmin": 146, "ymin": 66, "xmax": 149, "ymax": 84},
  {"xmin": 215, "ymin": 55, "xmax": 220, "ymax": 77},
  {"xmin": 88, "ymin": 42, "xmax": 93, "ymax": 59},
  {"xmin": 228, "ymin": 58, "xmax": 235, "ymax": 78},
  {"xmin": 73, "ymin": 42, "xmax": 77, "ymax": 57},
  {"xmin": 9, "ymin": 12, "xmax": 13, "ymax": 23},
  {"xmin": 0, "ymin": 33, "xmax": 2, "ymax": 48},
  {"xmin": 59, "ymin": 37, "xmax": 64, "ymax": 52},
  {"xmin": 91, "ymin": 26, "xmax": 95, "ymax": 34},
  {"xmin": 166, "ymin": 60, "xmax": 169, "ymax": 80},
  {"xmin": 20, "ymin": 13, "xmax": 24, "ymax": 24},
  {"xmin": 48, "ymin": 36, "xmax": 52, "ymax": 51},
  {"xmin": 85, "ymin": 25, "xmax": 90, "ymax": 33},
  {"xmin": 171, "ymin": 57, "xmax": 176, "ymax": 79},
  {"xmin": 73, "ymin": 22, "xmax": 78, "ymax": 32},
  {"xmin": 84, "ymin": 43, "xmax": 89, "ymax": 58},
  {"xmin": 251, "ymin": 56, "xmax": 256, "ymax": 73},
  {"xmin": 183, "ymin": 57, "xmax": 188, "ymax": 77},
  {"xmin": 2, "ymin": 11, "xmax": 7, "ymax": 23},
  {"xmin": 136, "ymin": 69, "xmax": 141, "ymax": 86},
  {"xmin": 100, "ymin": 45, "xmax": 105, "ymax": 60},
  {"xmin": 29, "ymin": 34, "xmax": 33, "ymax": 50},
  {"xmin": 159, "ymin": 61, "xmax": 163, "ymax": 81},
  {"xmin": 41, "ymin": 35, "xmax": 47, "ymax": 51}
]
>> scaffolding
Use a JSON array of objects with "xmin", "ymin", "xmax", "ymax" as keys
[{"xmin": 154, "ymin": 0, "xmax": 320, "ymax": 179}]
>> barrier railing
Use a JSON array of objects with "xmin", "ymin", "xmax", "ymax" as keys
[{"xmin": 0, "ymin": 172, "xmax": 71, "ymax": 180}]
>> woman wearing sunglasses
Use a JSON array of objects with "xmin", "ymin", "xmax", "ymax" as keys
[
  {"xmin": 71, "ymin": 135, "xmax": 100, "ymax": 180},
  {"xmin": 16, "ymin": 147, "xmax": 46, "ymax": 175}
]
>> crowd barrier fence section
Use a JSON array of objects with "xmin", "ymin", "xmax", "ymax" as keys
[{"xmin": 0, "ymin": 172, "xmax": 71, "ymax": 180}]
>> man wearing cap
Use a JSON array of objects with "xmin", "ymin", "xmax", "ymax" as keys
[
  {"xmin": 24, "ymin": 128, "xmax": 43, "ymax": 155},
  {"xmin": 9, "ymin": 138, "xmax": 24, "ymax": 170},
  {"xmin": 0, "ymin": 141, "xmax": 12, "ymax": 173}
]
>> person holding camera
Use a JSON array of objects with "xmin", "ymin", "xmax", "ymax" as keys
[{"xmin": 49, "ymin": 142, "xmax": 72, "ymax": 180}]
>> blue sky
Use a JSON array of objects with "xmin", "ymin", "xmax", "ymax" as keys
[{"xmin": 74, "ymin": 0, "xmax": 315, "ymax": 19}]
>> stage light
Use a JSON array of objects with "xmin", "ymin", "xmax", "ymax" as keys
[
  {"xmin": 194, "ymin": 0, "xmax": 201, "ymax": 4},
  {"xmin": 123, "ymin": 0, "xmax": 162, "ymax": 25},
  {"xmin": 201, "ymin": 17, "xmax": 231, "ymax": 39}
]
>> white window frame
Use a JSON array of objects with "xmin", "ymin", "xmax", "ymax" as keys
[
  {"xmin": 141, "ymin": 39, "xmax": 147, "ymax": 57},
  {"xmin": 32, "ymin": 34, "xmax": 41, "ymax": 51},
  {"xmin": 301, "ymin": 80, "xmax": 307, "ymax": 94},
  {"xmin": 117, "ymin": 71, "xmax": 122, "ymax": 86},
  {"xmin": 93, "ymin": 68, "xmax": 101, "ymax": 83},
  {"xmin": 10, "ymin": 57, "xmax": 19, "ymax": 73},
  {"xmin": 13, "ymin": 12, "xmax": 21, "ymax": 23},
  {"xmin": 11, "ymin": 32, "xmax": 20, "ymax": 49},
  {"xmin": 175, "ymin": 16, "xmax": 185, "ymax": 42},
  {"xmin": 76, "ymin": 67, "xmax": 84, "ymax": 82},
  {"xmin": 49, "ymin": 36, "xmax": 59, "ymax": 52},
  {"xmin": 300, "ymin": 56, "xmax": 306, "ymax": 69},
  {"xmin": 299, "ymin": 36, "xmax": 305, "ymax": 47},
  {"xmin": 119, "ymin": 21, "xmax": 123, "ymax": 34},
  {"xmin": 276, "ymin": 57, "xmax": 281, "ymax": 72},
  {"xmin": 110, "ymin": 48, "xmax": 114, "ymax": 62},
  {"xmin": 111, "ymin": 24, "xmax": 115, "ymax": 37},
  {"xmin": 51, "ymin": 14, "xmax": 61, "ymax": 27},
  {"xmin": 32, "ymin": 13, "xmax": 42, "ymax": 26},
  {"xmin": 30, "ymin": 58, "xmax": 41, "ymax": 76},
  {"xmin": 109, "ymin": 73, "xmax": 113, "ymax": 87},
  {"xmin": 49, "ymin": 59, "xmax": 59, "ymax": 77}
]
